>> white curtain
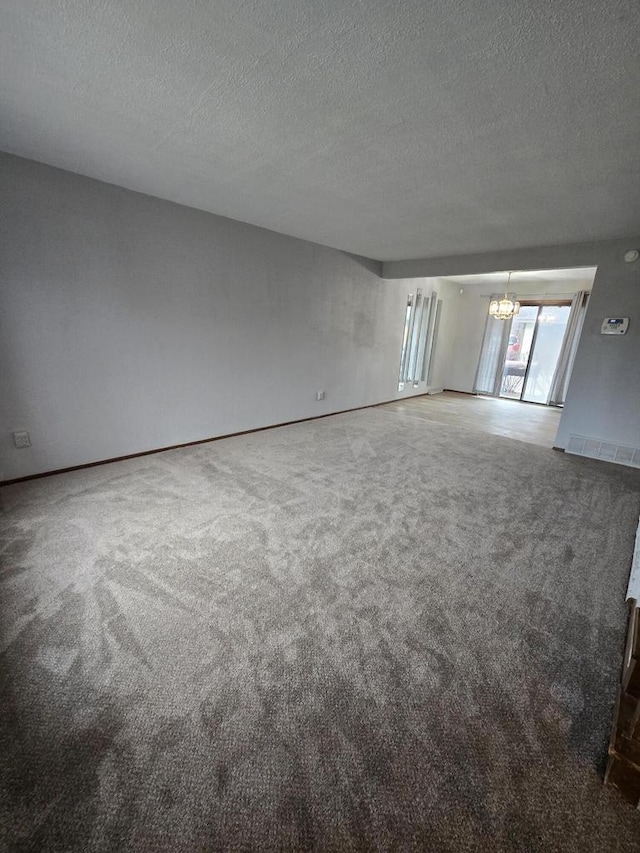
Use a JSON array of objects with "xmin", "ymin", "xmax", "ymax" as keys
[
  {"xmin": 424, "ymin": 297, "xmax": 442, "ymax": 386},
  {"xmin": 548, "ymin": 291, "xmax": 589, "ymax": 406},
  {"xmin": 473, "ymin": 313, "xmax": 510, "ymax": 396}
]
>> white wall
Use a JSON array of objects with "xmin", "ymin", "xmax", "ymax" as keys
[
  {"xmin": 555, "ymin": 260, "xmax": 640, "ymax": 450},
  {"xmin": 422, "ymin": 279, "xmax": 458, "ymax": 393},
  {"xmin": 384, "ymin": 240, "xmax": 640, "ymax": 451},
  {"xmin": 440, "ymin": 277, "xmax": 595, "ymax": 394},
  {"xmin": 0, "ymin": 153, "xmax": 427, "ymax": 481}
]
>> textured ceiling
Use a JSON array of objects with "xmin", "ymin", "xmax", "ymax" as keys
[{"xmin": 1, "ymin": 1, "xmax": 639, "ymax": 261}]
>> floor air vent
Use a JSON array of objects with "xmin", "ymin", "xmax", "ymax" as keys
[{"xmin": 566, "ymin": 435, "xmax": 640, "ymax": 468}]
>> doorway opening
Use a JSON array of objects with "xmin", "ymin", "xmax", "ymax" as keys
[{"xmin": 472, "ymin": 268, "xmax": 595, "ymax": 407}]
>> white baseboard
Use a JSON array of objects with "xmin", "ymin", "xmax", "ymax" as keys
[{"xmin": 426, "ymin": 386, "xmax": 444, "ymax": 395}]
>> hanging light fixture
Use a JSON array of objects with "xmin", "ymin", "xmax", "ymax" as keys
[{"xmin": 489, "ymin": 272, "xmax": 521, "ymax": 321}]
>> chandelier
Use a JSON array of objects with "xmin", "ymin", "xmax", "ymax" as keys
[{"xmin": 489, "ymin": 272, "xmax": 520, "ymax": 321}]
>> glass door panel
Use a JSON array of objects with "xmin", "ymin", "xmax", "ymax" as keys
[
  {"xmin": 499, "ymin": 305, "xmax": 538, "ymax": 399},
  {"xmin": 521, "ymin": 305, "xmax": 571, "ymax": 404}
]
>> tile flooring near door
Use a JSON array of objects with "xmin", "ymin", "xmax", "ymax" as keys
[{"xmin": 381, "ymin": 391, "xmax": 562, "ymax": 448}]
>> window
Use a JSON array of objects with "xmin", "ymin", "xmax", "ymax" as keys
[{"xmin": 398, "ymin": 290, "xmax": 440, "ymax": 390}]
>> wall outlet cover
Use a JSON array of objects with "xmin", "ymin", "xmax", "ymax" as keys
[
  {"xmin": 316, "ymin": 390, "xmax": 325, "ymax": 401},
  {"xmin": 13, "ymin": 431, "xmax": 31, "ymax": 448}
]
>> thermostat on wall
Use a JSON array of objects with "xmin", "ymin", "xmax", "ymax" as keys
[{"xmin": 601, "ymin": 317, "xmax": 629, "ymax": 335}]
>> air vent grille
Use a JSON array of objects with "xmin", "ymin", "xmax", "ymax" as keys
[{"xmin": 566, "ymin": 435, "xmax": 640, "ymax": 469}]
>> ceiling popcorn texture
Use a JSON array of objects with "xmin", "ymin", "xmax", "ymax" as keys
[{"xmin": 1, "ymin": 0, "xmax": 639, "ymax": 260}]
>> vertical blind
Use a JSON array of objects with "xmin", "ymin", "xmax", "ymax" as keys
[
  {"xmin": 548, "ymin": 291, "xmax": 589, "ymax": 406},
  {"xmin": 473, "ymin": 314, "xmax": 510, "ymax": 396}
]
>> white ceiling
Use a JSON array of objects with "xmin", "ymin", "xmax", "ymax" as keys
[
  {"xmin": 442, "ymin": 267, "xmax": 598, "ymax": 289},
  {"xmin": 1, "ymin": 1, "xmax": 639, "ymax": 261}
]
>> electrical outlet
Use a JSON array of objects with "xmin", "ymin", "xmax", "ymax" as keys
[
  {"xmin": 316, "ymin": 390, "xmax": 325, "ymax": 401},
  {"xmin": 13, "ymin": 431, "xmax": 31, "ymax": 448}
]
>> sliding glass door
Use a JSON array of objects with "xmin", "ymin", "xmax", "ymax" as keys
[
  {"xmin": 476, "ymin": 299, "xmax": 584, "ymax": 405},
  {"xmin": 520, "ymin": 305, "xmax": 572, "ymax": 403},
  {"xmin": 498, "ymin": 303, "xmax": 572, "ymax": 403},
  {"xmin": 499, "ymin": 306, "xmax": 539, "ymax": 399}
]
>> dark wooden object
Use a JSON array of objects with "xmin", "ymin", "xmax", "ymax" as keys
[{"xmin": 605, "ymin": 599, "xmax": 640, "ymax": 807}]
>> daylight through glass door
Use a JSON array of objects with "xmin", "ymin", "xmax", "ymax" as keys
[{"xmin": 499, "ymin": 303, "xmax": 571, "ymax": 403}]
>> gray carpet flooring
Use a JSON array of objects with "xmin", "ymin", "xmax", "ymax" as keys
[{"xmin": 2, "ymin": 408, "xmax": 640, "ymax": 852}]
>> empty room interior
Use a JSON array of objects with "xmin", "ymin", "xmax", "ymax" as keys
[{"xmin": 2, "ymin": 2, "xmax": 640, "ymax": 851}]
